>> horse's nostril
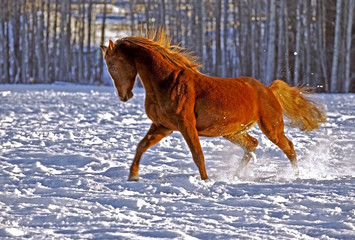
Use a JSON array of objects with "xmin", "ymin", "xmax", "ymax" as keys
[{"xmin": 119, "ymin": 95, "xmax": 129, "ymax": 102}]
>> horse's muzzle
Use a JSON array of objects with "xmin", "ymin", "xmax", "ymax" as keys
[{"xmin": 119, "ymin": 92, "xmax": 134, "ymax": 102}]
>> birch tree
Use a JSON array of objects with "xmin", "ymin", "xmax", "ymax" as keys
[
  {"xmin": 21, "ymin": 0, "xmax": 28, "ymax": 84},
  {"xmin": 330, "ymin": 0, "xmax": 342, "ymax": 92},
  {"xmin": 12, "ymin": 0, "xmax": 21, "ymax": 83},
  {"xmin": 316, "ymin": 0, "xmax": 328, "ymax": 91},
  {"xmin": 99, "ymin": 1, "xmax": 107, "ymax": 85},
  {"xmin": 293, "ymin": 0, "xmax": 302, "ymax": 86},
  {"xmin": 264, "ymin": 0, "xmax": 276, "ymax": 85},
  {"xmin": 343, "ymin": 0, "xmax": 354, "ymax": 92},
  {"xmin": 215, "ymin": 0, "xmax": 222, "ymax": 76}
]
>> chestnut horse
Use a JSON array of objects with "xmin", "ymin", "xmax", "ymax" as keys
[{"xmin": 100, "ymin": 32, "xmax": 326, "ymax": 181}]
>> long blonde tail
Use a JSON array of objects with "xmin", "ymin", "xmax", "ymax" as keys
[{"xmin": 269, "ymin": 80, "xmax": 326, "ymax": 131}]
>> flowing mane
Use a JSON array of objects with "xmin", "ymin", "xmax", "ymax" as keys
[{"xmin": 116, "ymin": 30, "xmax": 201, "ymax": 73}]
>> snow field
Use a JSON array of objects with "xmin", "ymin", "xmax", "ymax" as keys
[{"xmin": 0, "ymin": 85, "xmax": 354, "ymax": 239}]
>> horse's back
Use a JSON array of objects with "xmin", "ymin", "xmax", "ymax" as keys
[{"xmin": 195, "ymin": 75, "xmax": 275, "ymax": 113}]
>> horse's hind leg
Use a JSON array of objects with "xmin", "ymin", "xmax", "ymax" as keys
[
  {"xmin": 224, "ymin": 132, "xmax": 258, "ymax": 176},
  {"xmin": 258, "ymin": 118, "xmax": 299, "ymax": 177}
]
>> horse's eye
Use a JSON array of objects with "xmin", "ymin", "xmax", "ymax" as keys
[{"xmin": 110, "ymin": 67, "xmax": 116, "ymax": 71}]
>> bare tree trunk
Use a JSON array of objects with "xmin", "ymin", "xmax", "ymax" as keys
[
  {"xmin": 52, "ymin": 0, "xmax": 59, "ymax": 82},
  {"xmin": 205, "ymin": 0, "xmax": 214, "ymax": 75},
  {"xmin": 59, "ymin": 0, "xmax": 67, "ymax": 82},
  {"xmin": 330, "ymin": 0, "xmax": 342, "ymax": 92},
  {"xmin": 21, "ymin": 0, "xmax": 28, "ymax": 84},
  {"xmin": 5, "ymin": 6, "xmax": 10, "ymax": 83},
  {"xmin": 36, "ymin": 0, "xmax": 45, "ymax": 83},
  {"xmin": 238, "ymin": 0, "xmax": 245, "ymax": 75},
  {"xmin": 343, "ymin": 0, "xmax": 354, "ymax": 92},
  {"xmin": 197, "ymin": 0, "xmax": 204, "ymax": 62},
  {"xmin": 176, "ymin": 0, "xmax": 182, "ymax": 43},
  {"xmin": 250, "ymin": 0, "xmax": 257, "ymax": 78},
  {"xmin": 316, "ymin": 0, "xmax": 328, "ymax": 91},
  {"xmin": 0, "ymin": 1, "xmax": 3, "ymax": 83},
  {"xmin": 46, "ymin": 0, "xmax": 50, "ymax": 53},
  {"xmin": 276, "ymin": 0, "xmax": 286, "ymax": 81},
  {"xmin": 88, "ymin": 0, "xmax": 93, "ymax": 84},
  {"xmin": 46, "ymin": 0, "xmax": 51, "ymax": 83},
  {"xmin": 40, "ymin": 0, "xmax": 49, "ymax": 83},
  {"xmin": 99, "ymin": 1, "xmax": 107, "ymax": 85},
  {"xmin": 67, "ymin": 0, "xmax": 72, "ymax": 82},
  {"xmin": 221, "ymin": 0, "xmax": 228, "ymax": 77},
  {"xmin": 283, "ymin": 2, "xmax": 291, "ymax": 83},
  {"xmin": 159, "ymin": 0, "xmax": 165, "ymax": 27},
  {"xmin": 12, "ymin": 0, "xmax": 21, "ymax": 83},
  {"xmin": 31, "ymin": 1, "xmax": 38, "ymax": 83},
  {"xmin": 0, "ymin": 1, "xmax": 2, "ymax": 80},
  {"xmin": 304, "ymin": 0, "xmax": 312, "ymax": 85},
  {"xmin": 1, "ymin": 0, "xmax": 10, "ymax": 83},
  {"xmin": 265, "ymin": 0, "xmax": 276, "ymax": 85},
  {"xmin": 169, "ymin": 0, "xmax": 176, "ymax": 41},
  {"xmin": 145, "ymin": 0, "xmax": 151, "ymax": 32},
  {"xmin": 231, "ymin": 1, "xmax": 239, "ymax": 76},
  {"xmin": 257, "ymin": 0, "xmax": 264, "ymax": 80},
  {"xmin": 215, "ymin": 0, "xmax": 222, "ymax": 76},
  {"xmin": 81, "ymin": 0, "xmax": 85, "ymax": 83},
  {"xmin": 129, "ymin": 0, "xmax": 135, "ymax": 35},
  {"xmin": 191, "ymin": 0, "xmax": 197, "ymax": 52},
  {"xmin": 183, "ymin": 4, "xmax": 189, "ymax": 47},
  {"xmin": 293, "ymin": 0, "xmax": 302, "ymax": 86}
]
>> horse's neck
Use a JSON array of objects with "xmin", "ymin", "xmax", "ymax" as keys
[{"xmin": 135, "ymin": 55, "xmax": 177, "ymax": 94}]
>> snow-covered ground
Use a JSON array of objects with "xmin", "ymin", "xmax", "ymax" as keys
[{"xmin": 0, "ymin": 85, "xmax": 354, "ymax": 239}]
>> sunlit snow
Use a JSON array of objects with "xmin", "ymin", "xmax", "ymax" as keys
[{"xmin": 0, "ymin": 85, "xmax": 354, "ymax": 239}]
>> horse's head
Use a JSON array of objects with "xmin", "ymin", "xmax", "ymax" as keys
[{"xmin": 100, "ymin": 40, "xmax": 137, "ymax": 102}]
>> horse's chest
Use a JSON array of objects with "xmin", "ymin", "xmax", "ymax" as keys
[{"xmin": 145, "ymin": 102, "xmax": 176, "ymax": 129}]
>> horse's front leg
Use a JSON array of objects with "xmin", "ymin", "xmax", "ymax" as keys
[
  {"xmin": 128, "ymin": 124, "xmax": 172, "ymax": 181},
  {"xmin": 178, "ymin": 119, "xmax": 208, "ymax": 180}
]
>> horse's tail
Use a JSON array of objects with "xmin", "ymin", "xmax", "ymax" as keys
[{"xmin": 269, "ymin": 80, "xmax": 326, "ymax": 132}]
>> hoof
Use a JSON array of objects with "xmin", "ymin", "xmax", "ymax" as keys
[
  {"xmin": 293, "ymin": 166, "xmax": 300, "ymax": 178},
  {"xmin": 128, "ymin": 175, "xmax": 139, "ymax": 181},
  {"xmin": 236, "ymin": 166, "xmax": 246, "ymax": 178},
  {"xmin": 203, "ymin": 178, "xmax": 212, "ymax": 183},
  {"xmin": 294, "ymin": 170, "xmax": 300, "ymax": 179}
]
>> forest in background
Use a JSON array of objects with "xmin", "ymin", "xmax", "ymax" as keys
[{"xmin": 0, "ymin": 0, "xmax": 354, "ymax": 93}]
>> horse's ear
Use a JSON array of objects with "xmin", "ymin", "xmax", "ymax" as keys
[
  {"xmin": 109, "ymin": 40, "xmax": 115, "ymax": 50},
  {"xmin": 107, "ymin": 40, "xmax": 115, "ymax": 55},
  {"xmin": 100, "ymin": 45, "xmax": 107, "ymax": 55}
]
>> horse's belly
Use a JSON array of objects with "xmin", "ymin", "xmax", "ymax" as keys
[
  {"xmin": 196, "ymin": 115, "xmax": 256, "ymax": 137},
  {"xmin": 194, "ymin": 90, "xmax": 259, "ymax": 137}
]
